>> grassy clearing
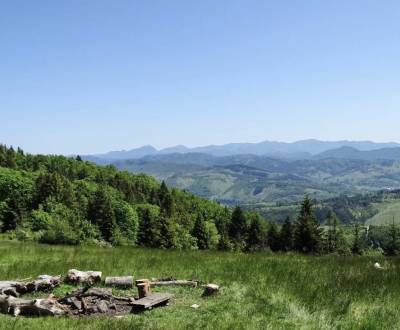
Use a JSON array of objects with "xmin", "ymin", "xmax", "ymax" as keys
[
  {"xmin": 366, "ymin": 200, "xmax": 400, "ymax": 225},
  {"xmin": 0, "ymin": 241, "xmax": 399, "ymax": 329}
]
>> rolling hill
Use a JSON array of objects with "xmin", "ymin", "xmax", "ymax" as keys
[{"xmin": 110, "ymin": 153, "xmax": 400, "ymax": 204}]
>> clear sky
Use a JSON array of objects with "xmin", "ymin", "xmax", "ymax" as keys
[{"xmin": 1, "ymin": 0, "xmax": 400, "ymax": 154}]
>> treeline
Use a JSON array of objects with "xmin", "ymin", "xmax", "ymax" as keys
[{"xmin": 1, "ymin": 145, "xmax": 399, "ymax": 255}]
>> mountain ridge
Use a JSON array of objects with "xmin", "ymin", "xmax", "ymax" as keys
[{"xmin": 85, "ymin": 139, "xmax": 400, "ymax": 161}]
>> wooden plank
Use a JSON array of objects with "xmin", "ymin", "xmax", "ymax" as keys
[{"xmin": 132, "ymin": 293, "xmax": 173, "ymax": 309}]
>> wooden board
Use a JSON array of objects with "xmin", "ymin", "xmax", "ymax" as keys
[{"xmin": 132, "ymin": 293, "xmax": 173, "ymax": 310}]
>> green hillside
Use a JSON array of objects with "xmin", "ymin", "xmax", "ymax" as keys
[
  {"xmin": 113, "ymin": 154, "xmax": 400, "ymax": 204},
  {"xmin": 366, "ymin": 200, "xmax": 400, "ymax": 225}
]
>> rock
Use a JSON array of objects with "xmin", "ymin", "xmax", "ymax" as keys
[
  {"xmin": 202, "ymin": 284, "xmax": 219, "ymax": 297},
  {"xmin": 97, "ymin": 300, "xmax": 109, "ymax": 313},
  {"xmin": 191, "ymin": 304, "xmax": 200, "ymax": 309},
  {"xmin": 67, "ymin": 269, "xmax": 102, "ymax": 285}
]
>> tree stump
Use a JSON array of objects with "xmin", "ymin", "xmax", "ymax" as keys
[
  {"xmin": 67, "ymin": 269, "xmax": 102, "ymax": 285},
  {"xmin": 136, "ymin": 279, "xmax": 151, "ymax": 299},
  {"xmin": 202, "ymin": 284, "xmax": 219, "ymax": 297},
  {"xmin": 105, "ymin": 276, "xmax": 133, "ymax": 288}
]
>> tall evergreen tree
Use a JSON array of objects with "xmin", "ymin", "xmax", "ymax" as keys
[
  {"xmin": 383, "ymin": 217, "xmax": 399, "ymax": 256},
  {"xmin": 267, "ymin": 222, "xmax": 281, "ymax": 251},
  {"xmin": 192, "ymin": 215, "xmax": 209, "ymax": 250},
  {"xmin": 88, "ymin": 187, "xmax": 117, "ymax": 242},
  {"xmin": 228, "ymin": 206, "xmax": 248, "ymax": 249},
  {"xmin": 325, "ymin": 211, "xmax": 340, "ymax": 253},
  {"xmin": 246, "ymin": 213, "xmax": 264, "ymax": 251},
  {"xmin": 294, "ymin": 196, "xmax": 322, "ymax": 253},
  {"xmin": 280, "ymin": 216, "xmax": 294, "ymax": 251},
  {"xmin": 351, "ymin": 222, "xmax": 363, "ymax": 255},
  {"xmin": 158, "ymin": 181, "xmax": 174, "ymax": 216}
]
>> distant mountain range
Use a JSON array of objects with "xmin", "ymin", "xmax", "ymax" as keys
[
  {"xmin": 81, "ymin": 140, "xmax": 400, "ymax": 206},
  {"xmin": 83, "ymin": 139, "xmax": 400, "ymax": 162}
]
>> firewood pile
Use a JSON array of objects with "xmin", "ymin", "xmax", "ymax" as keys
[{"xmin": 0, "ymin": 270, "xmax": 219, "ymax": 318}]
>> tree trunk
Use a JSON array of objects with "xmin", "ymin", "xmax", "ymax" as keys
[
  {"xmin": 150, "ymin": 280, "xmax": 198, "ymax": 287},
  {"xmin": 67, "ymin": 269, "xmax": 102, "ymax": 285},
  {"xmin": 0, "ymin": 295, "xmax": 68, "ymax": 316},
  {"xmin": 105, "ymin": 276, "xmax": 133, "ymax": 288},
  {"xmin": 26, "ymin": 275, "xmax": 61, "ymax": 292}
]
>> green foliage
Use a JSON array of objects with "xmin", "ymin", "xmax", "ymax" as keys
[
  {"xmin": 0, "ymin": 145, "xmax": 233, "ymax": 249},
  {"xmin": 294, "ymin": 196, "xmax": 323, "ymax": 253},
  {"xmin": 267, "ymin": 222, "xmax": 281, "ymax": 252},
  {"xmin": 246, "ymin": 212, "xmax": 265, "ymax": 251},
  {"xmin": 280, "ymin": 216, "xmax": 294, "ymax": 251},
  {"xmin": 383, "ymin": 219, "xmax": 400, "ymax": 256},
  {"xmin": 351, "ymin": 222, "xmax": 363, "ymax": 255},
  {"xmin": 228, "ymin": 206, "xmax": 248, "ymax": 249}
]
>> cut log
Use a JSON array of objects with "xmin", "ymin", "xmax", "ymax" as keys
[
  {"xmin": 150, "ymin": 280, "xmax": 198, "ymax": 287},
  {"xmin": 0, "ymin": 295, "xmax": 67, "ymax": 317},
  {"xmin": 26, "ymin": 275, "xmax": 61, "ymax": 292},
  {"xmin": 67, "ymin": 269, "xmax": 102, "ymax": 285},
  {"xmin": 105, "ymin": 276, "xmax": 133, "ymax": 288},
  {"xmin": 202, "ymin": 284, "xmax": 219, "ymax": 297},
  {"xmin": 0, "ymin": 281, "xmax": 27, "ymax": 297},
  {"xmin": 132, "ymin": 293, "xmax": 173, "ymax": 311},
  {"xmin": 136, "ymin": 282, "xmax": 151, "ymax": 299},
  {"xmin": 82, "ymin": 288, "xmax": 112, "ymax": 298}
]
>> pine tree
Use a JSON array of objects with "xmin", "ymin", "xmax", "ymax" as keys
[
  {"xmin": 294, "ymin": 196, "xmax": 322, "ymax": 253},
  {"xmin": 228, "ymin": 206, "xmax": 248, "ymax": 249},
  {"xmin": 75, "ymin": 155, "xmax": 83, "ymax": 162},
  {"xmin": 5, "ymin": 147, "xmax": 16, "ymax": 169},
  {"xmin": 88, "ymin": 187, "xmax": 117, "ymax": 242},
  {"xmin": 351, "ymin": 222, "xmax": 363, "ymax": 255},
  {"xmin": 267, "ymin": 222, "xmax": 281, "ymax": 251},
  {"xmin": 192, "ymin": 215, "xmax": 209, "ymax": 250},
  {"xmin": 246, "ymin": 213, "xmax": 264, "ymax": 251},
  {"xmin": 325, "ymin": 211, "xmax": 340, "ymax": 253},
  {"xmin": 383, "ymin": 217, "xmax": 399, "ymax": 256},
  {"xmin": 280, "ymin": 216, "xmax": 294, "ymax": 251},
  {"xmin": 158, "ymin": 181, "xmax": 174, "ymax": 216}
]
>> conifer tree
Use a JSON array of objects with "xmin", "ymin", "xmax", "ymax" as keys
[
  {"xmin": 280, "ymin": 216, "xmax": 294, "ymax": 251},
  {"xmin": 158, "ymin": 181, "xmax": 174, "ymax": 216},
  {"xmin": 228, "ymin": 206, "xmax": 248, "ymax": 249},
  {"xmin": 294, "ymin": 196, "xmax": 322, "ymax": 253},
  {"xmin": 88, "ymin": 187, "xmax": 117, "ymax": 242},
  {"xmin": 383, "ymin": 217, "xmax": 399, "ymax": 256},
  {"xmin": 246, "ymin": 213, "xmax": 264, "ymax": 251},
  {"xmin": 192, "ymin": 215, "xmax": 209, "ymax": 250},
  {"xmin": 325, "ymin": 211, "xmax": 339, "ymax": 253},
  {"xmin": 267, "ymin": 221, "xmax": 281, "ymax": 251},
  {"xmin": 351, "ymin": 222, "xmax": 363, "ymax": 255}
]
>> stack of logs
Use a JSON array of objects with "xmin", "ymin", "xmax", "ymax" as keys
[{"xmin": 0, "ymin": 269, "xmax": 219, "ymax": 317}]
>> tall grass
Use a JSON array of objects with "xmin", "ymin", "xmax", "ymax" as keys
[{"xmin": 0, "ymin": 241, "xmax": 399, "ymax": 329}]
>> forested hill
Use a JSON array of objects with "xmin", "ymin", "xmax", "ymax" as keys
[{"xmin": 0, "ymin": 145, "xmax": 244, "ymax": 250}]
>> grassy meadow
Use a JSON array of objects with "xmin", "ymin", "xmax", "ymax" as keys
[{"xmin": 0, "ymin": 241, "xmax": 400, "ymax": 330}]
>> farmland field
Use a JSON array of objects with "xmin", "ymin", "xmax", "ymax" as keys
[{"xmin": 0, "ymin": 241, "xmax": 400, "ymax": 330}]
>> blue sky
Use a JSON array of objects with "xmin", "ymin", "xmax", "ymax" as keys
[{"xmin": 1, "ymin": 0, "xmax": 400, "ymax": 154}]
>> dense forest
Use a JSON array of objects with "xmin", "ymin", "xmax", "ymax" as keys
[{"xmin": 1, "ymin": 145, "xmax": 399, "ymax": 255}]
